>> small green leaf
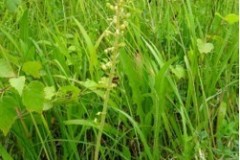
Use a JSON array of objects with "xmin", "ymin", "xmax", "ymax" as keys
[
  {"xmin": 224, "ymin": 13, "xmax": 239, "ymax": 25},
  {"xmin": 79, "ymin": 80, "xmax": 104, "ymax": 98},
  {"xmin": 56, "ymin": 85, "xmax": 80, "ymax": 103},
  {"xmin": 5, "ymin": 0, "xmax": 21, "ymax": 12},
  {"xmin": 44, "ymin": 86, "xmax": 56, "ymax": 100},
  {"xmin": 22, "ymin": 81, "xmax": 45, "ymax": 113},
  {"xmin": 68, "ymin": 45, "xmax": 77, "ymax": 52},
  {"xmin": 22, "ymin": 61, "xmax": 42, "ymax": 78},
  {"xmin": 197, "ymin": 39, "xmax": 214, "ymax": 54},
  {"xmin": 0, "ymin": 96, "xmax": 18, "ymax": 136},
  {"xmin": 0, "ymin": 59, "xmax": 15, "ymax": 78},
  {"xmin": 171, "ymin": 65, "xmax": 186, "ymax": 80},
  {"xmin": 216, "ymin": 12, "xmax": 239, "ymax": 25},
  {"xmin": 9, "ymin": 76, "xmax": 25, "ymax": 96},
  {"xmin": 43, "ymin": 86, "xmax": 56, "ymax": 111},
  {"xmin": 81, "ymin": 79, "xmax": 98, "ymax": 89}
]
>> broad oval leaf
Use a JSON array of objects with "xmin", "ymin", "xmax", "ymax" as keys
[
  {"xmin": 22, "ymin": 81, "xmax": 45, "ymax": 113},
  {"xmin": 0, "ymin": 96, "xmax": 18, "ymax": 136}
]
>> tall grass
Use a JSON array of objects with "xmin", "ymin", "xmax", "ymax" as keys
[{"xmin": 0, "ymin": 0, "xmax": 238, "ymax": 159}]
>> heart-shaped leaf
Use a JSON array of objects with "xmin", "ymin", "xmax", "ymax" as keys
[
  {"xmin": 22, "ymin": 61, "xmax": 42, "ymax": 78},
  {"xmin": 0, "ymin": 59, "xmax": 15, "ymax": 78},
  {"xmin": 9, "ymin": 76, "xmax": 26, "ymax": 96},
  {"xmin": 22, "ymin": 81, "xmax": 45, "ymax": 113},
  {"xmin": 197, "ymin": 39, "xmax": 214, "ymax": 54},
  {"xmin": 0, "ymin": 96, "xmax": 18, "ymax": 136}
]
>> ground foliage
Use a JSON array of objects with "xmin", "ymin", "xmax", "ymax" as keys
[{"xmin": 0, "ymin": 0, "xmax": 239, "ymax": 159}]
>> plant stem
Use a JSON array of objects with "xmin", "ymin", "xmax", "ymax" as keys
[
  {"xmin": 94, "ymin": 2, "xmax": 122, "ymax": 159},
  {"xmin": 30, "ymin": 113, "xmax": 51, "ymax": 160},
  {"xmin": 94, "ymin": 43, "xmax": 119, "ymax": 160}
]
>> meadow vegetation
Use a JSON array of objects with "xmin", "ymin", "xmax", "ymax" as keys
[{"xmin": 0, "ymin": 0, "xmax": 239, "ymax": 159}]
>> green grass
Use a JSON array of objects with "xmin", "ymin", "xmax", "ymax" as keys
[{"xmin": 0, "ymin": 0, "xmax": 239, "ymax": 159}]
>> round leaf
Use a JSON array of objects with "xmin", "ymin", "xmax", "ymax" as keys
[{"xmin": 22, "ymin": 81, "xmax": 45, "ymax": 113}]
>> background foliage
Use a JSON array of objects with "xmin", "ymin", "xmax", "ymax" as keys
[{"xmin": 0, "ymin": 0, "xmax": 239, "ymax": 159}]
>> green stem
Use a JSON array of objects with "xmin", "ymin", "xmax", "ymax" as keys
[
  {"xmin": 94, "ymin": 45, "xmax": 119, "ymax": 160},
  {"xmin": 40, "ymin": 114, "xmax": 57, "ymax": 159},
  {"xmin": 30, "ymin": 113, "xmax": 50, "ymax": 160},
  {"xmin": 94, "ymin": 1, "xmax": 122, "ymax": 159}
]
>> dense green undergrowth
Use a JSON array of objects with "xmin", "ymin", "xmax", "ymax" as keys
[{"xmin": 0, "ymin": 0, "xmax": 239, "ymax": 159}]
